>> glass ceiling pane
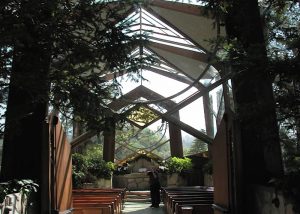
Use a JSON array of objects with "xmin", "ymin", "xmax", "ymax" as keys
[
  {"xmin": 124, "ymin": 7, "xmax": 205, "ymax": 53},
  {"xmin": 141, "ymin": 71, "xmax": 198, "ymax": 103},
  {"xmin": 178, "ymin": 97, "xmax": 206, "ymax": 132},
  {"xmin": 208, "ymin": 84, "xmax": 224, "ymax": 134},
  {"xmin": 209, "ymin": 85, "xmax": 223, "ymax": 116},
  {"xmin": 117, "ymin": 70, "xmax": 199, "ymax": 104},
  {"xmin": 182, "ymin": 131, "xmax": 208, "ymax": 156},
  {"xmin": 115, "ymin": 120, "xmax": 170, "ymax": 160}
]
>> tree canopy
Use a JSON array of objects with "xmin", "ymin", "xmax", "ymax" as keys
[{"xmin": 0, "ymin": 0, "xmax": 156, "ymax": 135}]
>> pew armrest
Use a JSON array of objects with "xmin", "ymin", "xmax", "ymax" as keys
[{"xmin": 181, "ymin": 206, "xmax": 193, "ymax": 214}]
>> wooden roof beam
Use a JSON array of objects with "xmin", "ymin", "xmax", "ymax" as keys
[
  {"xmin": 149, "ymin": 0, "xmax": 206, "ymax": 16},
  {"xmin": 148, "ymin": 42, "xmax": 208, "ymax": 63},
  {"xmin": 166, "ymin": 72, "xmax": 233, "ymax": 116},
  {"xmin": 147, "ymin": 106, "xmax": 213, "ymax": 144},
  {"xmin": 108, "ymin": 85, "xmax": 176, "ymax": 111},
  {"xmin": 147, "ymin": 45, "xmax": 210, "ymax": 84},
  {"xmin": 70, "ymin": 130, "xmax": 98, "ymax": 149}
]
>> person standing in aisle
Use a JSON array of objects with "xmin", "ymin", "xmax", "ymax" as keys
[{"xmin": 148, "ymin": 169, "xmax": 161, "ymax": 208}]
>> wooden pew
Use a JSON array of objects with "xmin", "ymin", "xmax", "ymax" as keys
[
  {"xmin": 164, "ymin": 192, "xmax": 213, "ymax": 213},
  {"xmin": 176, "ymin": 204, "xmax": 213, "ymax": 214},
  {"xmin": 73, "ymin": 203, "xmax": 113, "ymax": 214},
  {"xmin": 73, "ymin": 197, "xmax": 120, "ymax": 214},
  {"xmin": 162, "ymin": 186, "xmax": 213, "ymax": 202},
  {"xmin": 165, "ymin": 193, "xmax": 213, "ymax": 205},
  {"xmin": 73, "ymin": 200, "xmax": 116, "ymax": 214},
  {"xmin": 162, "ymin": 186, "xmax": 214, "ymax": 214},
  {"xmin": 169, "ymin": 199, "xmax": 213, "ymax": 214},
  {"xmin": 72, "ymin": 188, "xmax": 126, "ymax": 214},
  {"xmin": 166, "ymin": 195, "xmax": 213, "ymax": 213}
]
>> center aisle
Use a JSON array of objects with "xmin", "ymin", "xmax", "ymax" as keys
[
  {"xmin": 122, "ymin": 190, "xmax": 165, "ymax": 214},
  {"xmin": 122, "ymin": 202, "xmax": 165, "ymax": 214}
]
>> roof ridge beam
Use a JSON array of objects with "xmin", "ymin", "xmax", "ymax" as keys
[
  {"xmin": 149, "ymin": 0, "xmax": 206, "ymax": 17},
  {"xmin": 148, "ymin": 41, "xmax": 208, "ymax": 63}
]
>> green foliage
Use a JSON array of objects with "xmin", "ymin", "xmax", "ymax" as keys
[
  {"xmin": 83, "ymin": 143, "xmax": 104, "ymax": 159},
  {"xmin": 187, "ymin": 138, "xmax": 208, "ymax": 155},
  {"xmin": 165, "ymin": 157, "xmax": 193, "ymax": 174},
  {"xmin": 86, "ymin": 157, "xmax": 115, "ymax": 179},
  {"xmin": 72, "ymin": 153, "xmax": 88, "ymax": 188},
  {"xmin": 0, "ymin": 0, "xmax": 157, "ymax": 136},
  {"xmin": 72, "ymin": 144, "xmax": 115, "ymax": 188}
]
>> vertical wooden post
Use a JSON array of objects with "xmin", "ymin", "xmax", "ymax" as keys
[
  {"xmin": 103, "ymin": 119, "xmax": 116, "ymax": 162},
  {"xmin": 203, "ymin": 93, "xmax": 215, "ymax": 138},
  {"xmin": 169, "ymin": 111, "xmax": 183, "ymax": 158},
  {"xmin": 212, "ymin": 115, "xmax": 231, "ymax": 214},
  {"xmin": 41, "ymin": 120, "xmax": 51, "ymax": 214}
]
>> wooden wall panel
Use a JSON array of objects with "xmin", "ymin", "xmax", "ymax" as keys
[
  {"xmin": 212, "ymin": 116, "xmax": 231, "ymax": 213},
  {"xmin": 52, "ymin": 118, "xmax": 73, "ymax": 212}
]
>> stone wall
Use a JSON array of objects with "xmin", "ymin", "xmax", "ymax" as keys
[
  {"xmin": 113, "ymin": 173, "xmax": 193, "ymax": 190},
  {"xmin": 83, "ymin": 178, "xmax": 112, "ymax": 188},
  {"xmin": 166, "ymin": 173, "xmax": 187, "ymax": 187},
  {"xmin": 113, "ymin": 173, "xmax": 150, "ymax": 190},
  {"xmin": 128, "ymin": 158, "xmax": 159, "ymax": 173}
]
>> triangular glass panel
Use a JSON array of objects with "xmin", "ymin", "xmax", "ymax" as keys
[{"xmin": 124, "ymin": 7, "xmax": 205, "ymax": 53}]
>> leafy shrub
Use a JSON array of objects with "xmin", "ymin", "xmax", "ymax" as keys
[
  {"xmin": 86, "ymin": 157, "xmax": 115, "ymax": 179},
  {"xmin": 72, "ymin": 153, "xmax": 88, "ymax": 188},
  {"xmin": 72, "ymin": 151, "xmax": 115, "ymax": 188},
  {"xmin": 166, "ymin": 157, "xmax": 193, "ymax": 174}
]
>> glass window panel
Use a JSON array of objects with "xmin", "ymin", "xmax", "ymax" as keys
[{"xmin": 178, "ymin": 97, "xmax": 206, "ymax": 132}]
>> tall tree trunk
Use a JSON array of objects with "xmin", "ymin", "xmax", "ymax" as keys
[
  {"xmin": 0, "ymin": 1, "xmax": 52, "ymax": 213},
  {"xmin": 293, "ymin": 80, "xmax": 300, "ymax": 152},
  {"xmin": 226, "ymin": 0, "xmax": 283, "ymax": 213}
]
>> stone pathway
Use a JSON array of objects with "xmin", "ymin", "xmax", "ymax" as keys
[{"xmin": 122, "ymin": 201, "xmax": 165, "ymax": 214}]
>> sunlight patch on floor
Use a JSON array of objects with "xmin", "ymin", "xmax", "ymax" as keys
[{"xmin": 122, "ymin": 202, "xmax": 165, "ymax": 214}]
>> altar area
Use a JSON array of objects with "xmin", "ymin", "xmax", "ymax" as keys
[{"xmin": 113, "ymin": 152, "xmax": 166, "ymax": 190}]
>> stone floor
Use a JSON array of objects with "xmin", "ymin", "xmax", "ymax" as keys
[{"xmin": 122, "ymin": 202, "xmax": 165, "ymax": 214}]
